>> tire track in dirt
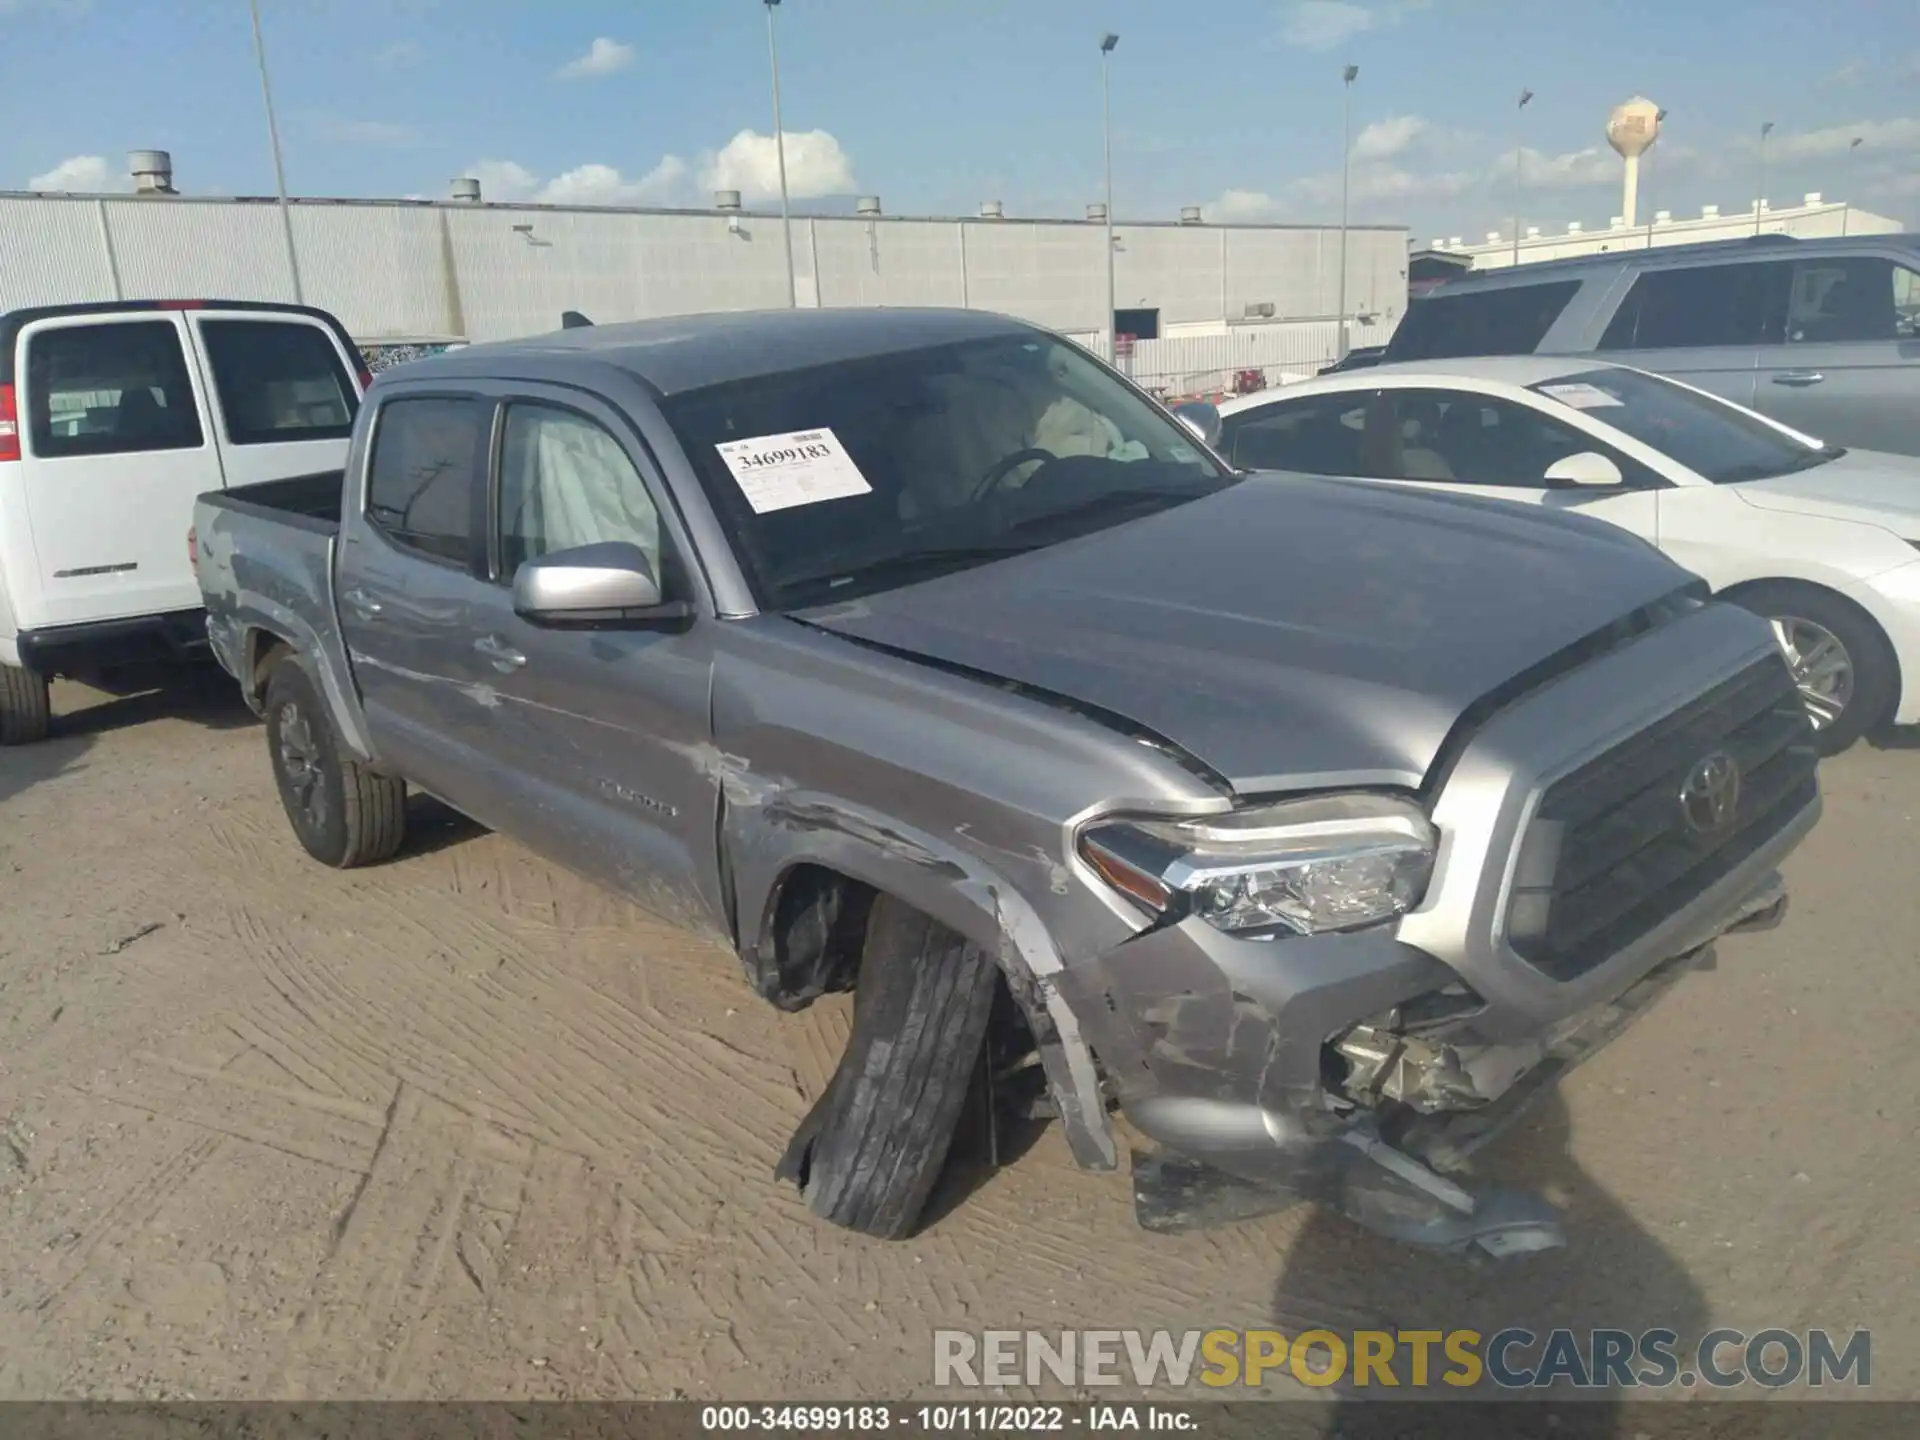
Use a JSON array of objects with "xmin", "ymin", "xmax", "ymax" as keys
[
  {"xmin": 80, "ymin": 1054, "xmax": 386, "ymax": 1176},
  {"xmin": 21, "ymin": 1135, "xmax": 223, "ymax": 1316},
  {"xmin": 273, "ymin": 1083, "xmax": 528, "ymax": 1398}
]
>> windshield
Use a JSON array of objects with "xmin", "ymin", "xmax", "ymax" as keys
[
  {"xmin": 1527, "ymin": 367, "xmax": 1841, "ymax": 484},
  {"xmin": 660, "ymin": 331, "xmax": 1235, "ymax": 608}
]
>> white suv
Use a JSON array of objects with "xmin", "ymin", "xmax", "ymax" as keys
[{"xmin": 0, "ymin": 299, "xmax": 367, "ymax": 743}]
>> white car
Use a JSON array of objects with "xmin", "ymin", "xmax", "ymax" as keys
[{"xmin": 1217, "ymin": 356, "xmax": 1920, "ymax": 753}]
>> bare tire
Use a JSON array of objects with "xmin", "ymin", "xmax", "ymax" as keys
[
  {"xmin": 1728, "ymin": 581, "xmax": 1897, "ymax": 756},
  {"xmin": 776, "ymin": 894, "xmax": 999, "ymax": 1239},
  {"xmin": 263, "ymin": 656, "xmax": 407, "ymax": 867},
  {"xmin": 0, "ymin": 663, "xmax": 51, "ymax": 746}
]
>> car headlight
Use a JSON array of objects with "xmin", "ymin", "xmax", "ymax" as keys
[{"xmin": 1078, "ymin": 793, "xmax": 1436, "ymax": 939}]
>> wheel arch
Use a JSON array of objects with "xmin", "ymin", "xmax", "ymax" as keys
[{"xmin": 731, "ymin": 801, "xmax": 1118, "ymax": 1173}]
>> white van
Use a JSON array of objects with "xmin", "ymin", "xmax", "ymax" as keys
[{"xmin": 0, "ymin": 299, "xmax": 368, "ymax": 743}]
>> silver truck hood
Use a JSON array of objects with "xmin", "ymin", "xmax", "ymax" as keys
[{"xmin": 800, "ymin": 473, "xmax": 1693, "ymax": 792}]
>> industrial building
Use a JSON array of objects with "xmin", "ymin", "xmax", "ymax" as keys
[{"xmin": 0, "ymin": 152, "xmax": 1409, "ymax": 395}]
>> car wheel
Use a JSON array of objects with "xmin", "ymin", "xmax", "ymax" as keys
[
  {"xmin": 775, "ymin": 893, "xmax": 1000, "ymax": 1239},
  {"xmin": 0, "ymin": 663, "xmax": 51, "ymax": 745},
  {"xmin": 1728, "ymin": 581, "xmax": 1897, "ymax": 756},
  {"xmin": 263, "ymin": 656, "xmax": 407, "ymax": 867}
]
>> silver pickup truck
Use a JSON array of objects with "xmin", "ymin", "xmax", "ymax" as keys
[{"xmin": 193, "ymin": 307, "xmax": 1819, "ymax": 1255}]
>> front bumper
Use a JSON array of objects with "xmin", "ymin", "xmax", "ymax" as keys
[{"xmin": 1052, "ymin": 602, "xmax": 1819, "ymax": 1253}]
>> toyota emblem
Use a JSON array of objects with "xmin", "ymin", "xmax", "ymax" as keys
[{"xmin": 1679, "ymin": 750, "xmax": 1742, "ymax": 836}]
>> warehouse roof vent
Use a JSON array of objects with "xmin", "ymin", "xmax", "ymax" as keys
[
  {"xmin": 1180, "ymin": 206, "xmax": 1203, "ymax": 224},
  {"xmin": 714, "ymin": 189, "xmax": 743, "ymax": 211},
  {"xmin": 450, "ymin": 177, "xmax": 481, "ymax": 203},
  {"xmin": 980, "ymin": 200, "xmax": 1004, "ymax": 219},
  {"xmin": 857, "ymin": 195, "xmax": 882, "ymax": 216},
  {"xmin": 129, "ymin": 150, "xmax": 176, "ymax": 196}
]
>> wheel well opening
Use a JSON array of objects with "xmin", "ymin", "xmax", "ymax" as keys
[
  {"xmin": 247, "ymin": 632, "xmax": 294, "ymax": 703},
  {"xmin": 756, "ymin": 869, "xmax": 1044, "ymax": 1083},
  {"xmin": 756, "ymin": 864, "xmax": 877, "ymax": 1012}
]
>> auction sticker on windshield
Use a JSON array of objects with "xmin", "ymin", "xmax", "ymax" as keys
[
  {"xmin": 716, "ymin": 427, "xmax": 874, "ymax": 514},
  {"xmin": 1539, "ymin": 382, "xmax": 1623, "ymax": 410}
]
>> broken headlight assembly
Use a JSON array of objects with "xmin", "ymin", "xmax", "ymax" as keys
[{"xmin": 1079, "ymin": 793, "xmax": 1436, "ymax": 939}]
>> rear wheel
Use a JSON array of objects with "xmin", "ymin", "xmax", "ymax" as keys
[
  {"xmin": 0, "ymin": 663, "xmax": 51, "ymax": 746},
  {"xmin": 1728, "ymin": 580, "xmax": 1897, "ymax": 756},
  {"xmin": 776, "ymin": 894, "xmax": 1000, "ymax": 1239},
  {"xmin": 263, "ymin": 656, "xmax": 407, "ymax": 867}
]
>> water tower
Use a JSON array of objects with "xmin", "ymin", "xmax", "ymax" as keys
[{"xmin": 1606, "ymin": 96, "xmax": 1662, "ymax": 229}]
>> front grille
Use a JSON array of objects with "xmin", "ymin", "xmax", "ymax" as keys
[{"xmin": 1507, "ymin": 655, "xmax": 1817, "ymax": 982}]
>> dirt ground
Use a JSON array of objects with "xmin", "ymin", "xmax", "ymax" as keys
[{"xmin": 1, "ymin": 673, "xmax": 1916, "ymax": 1404}]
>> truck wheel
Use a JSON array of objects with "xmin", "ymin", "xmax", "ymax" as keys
[
  {"xmin": 262, "ymin": 657, "xmax": 407, "ymax": 867},
  {"xmin": 776, "ymin": 894, "xmax": 999, "ymax": 1239},
  {"xmin": 0, "ymin": 663, "xmax": 51, "ymax": 745},
  {"xmin": 1728, "ymin": 581, "xmax": 1897, "ymax": 756}
]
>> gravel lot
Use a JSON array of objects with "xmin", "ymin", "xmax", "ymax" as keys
[{"xmin": 1, "ymin": 675, "xmax": 1915, "ymax": 1403}]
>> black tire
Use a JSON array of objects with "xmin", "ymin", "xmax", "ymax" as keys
[
  {"xmin": 0, "ymin": 663, "xmax": 51, "ymax": 746},
  {"xmin": 262, "ymin": 656, "xmax": 407, "ymax": 867},
  {"xmin": 1726, "ymin": 580, "xmax": 1898, "ymax": 756},
  {"xmin": 775, "ymin": 894, "xmax": 1000, "ymax": 1239}
]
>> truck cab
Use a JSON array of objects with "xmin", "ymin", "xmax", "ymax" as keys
[{"xmin": 0, "ymin": 298, "xmax": 367, "ymax": 743}]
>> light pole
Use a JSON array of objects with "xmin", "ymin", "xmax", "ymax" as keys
[
  {"xmin": 1844, "ymin": 136, "xmax": 1862, "ymax": 235},
  {"xmin": 1510, "ymin": 88, "xmax": 1533, "ymax": 268},
  {"xmin": 1336, "ymin": 63, "xmax": 1357, "ymax": 360},
  {"xmin": 764, "ymin": 0, "xmax": 797, "ymax": 308},
  {"xmin": 247, "ymin": 0, "xmax": 304, "ymax": 303},
  {"xmin": 1755, "ymin": 120, "xmax": 1774, "ymax": 235},
  {"xmin": 1100, "ymin": 32, "xmax": 1119, "ymax": 362}
]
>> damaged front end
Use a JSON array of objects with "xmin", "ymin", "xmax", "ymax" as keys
[
  {"xmin": 1074, "ymin": 877, "xmax": 1788, "ymax": 1258},
  {"xmin": 1054, "ymin": 630, "xmax": 1817, "ymax": 1258}
]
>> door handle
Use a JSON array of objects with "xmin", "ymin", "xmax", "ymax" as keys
[
  {"xmin": 473, "ymin": 634, "xmax": 526, "ymax": 672},
  {"xmin": 1771, "ymin": 371, "xmax": 1825, "ymax": 387},
  {"xmin": 341, "ymin": 587, "xmax": 383, "ymax": 618}
]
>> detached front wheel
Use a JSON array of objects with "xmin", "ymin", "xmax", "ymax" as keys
[
  {"xmin": 263, "ymin": 656, "xmax": 407, "ymax": 867},
  {"xmin": 777, "ymin": 893, "xmax": 1000, "ymax": 1239}
]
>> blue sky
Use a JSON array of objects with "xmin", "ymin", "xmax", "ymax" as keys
[{"xmin": 5, "ymin": 0, "xmax": 1916, "ymax": 239}]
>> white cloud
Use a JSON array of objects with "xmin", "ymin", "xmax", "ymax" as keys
[
  {"xmin": 1820, "ymin": 59, "xmax": 1870, "ymax": 89},
  {"xmin": 1490, "ymin": 143, "xmax": 1620, "ymax": 191},
  {"xmin": 466, "ymin": 158, "xmax": 541, "ymax": 201},
  {"xmin": 1350, "ymin": 114, "xmax": 1429, "ymax": 163},
  {"xmin": 27, "ymin": 154, "xmax": 120, "ymax": 191},
  {"xmin": 374, "ymin": 41, "xmax": 420, "ymax": 69},
  {"xmin": 556, "ymin": 36, "xmax": 633, "ymax": 80},
  {"xmin": 1203, "ymin": 188, "xmax": 1284, "ymax": 222},
  {"xmin": 702, "ymin": 128, "xmax": 856, "ymax": 202},
  {"xmin": 537, "ymin": 156, "xmax": 688, "ymax": 207},
  {"xmin": 1277, "ymin": 0, "xmax": 1376, "ymax": 51},
  {"xmin": 459, "ymin": 128, "xmax": 856, "ymax": 210},
  {"xmin": 1767, "ymin": 116, "xmax": 1920, "ymax": 163}
]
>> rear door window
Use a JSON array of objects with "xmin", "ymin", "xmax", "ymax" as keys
[
  {"xmin": 198, "ymin": 318, "xmax": 358, "ymax": 446},
  {"xmin": 1385, "ymin": 280, "xmax": 1581, "ymax": 360},
  {"xmin": 1221, "ymin": 394, "xmax": 1368, "ymax": 474},
  {"xmin": 364, "ymin": 396, "xmax": 489, "ymax": 565},
  {"xmin": 1597, "ymin": 262, "xmax": 1791, "ymax": 350},
  {"xmin": 25, "ymin": 319, "xmax": 204, "ymax": 458},
  {"xmin": 1783, "ymin": 257, "xmax": 1920, "ymax": 343}
]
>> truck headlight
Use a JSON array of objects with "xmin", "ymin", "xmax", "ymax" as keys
[{"xmin": 1079, "ymin": 793, "xmax": 1436, "ymax": 938}]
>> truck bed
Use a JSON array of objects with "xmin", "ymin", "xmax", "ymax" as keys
[
  {"xmin": 192, "ymin": 468, "xmax": 370, "ymax": 754},
  {"xmin": 204, "ymin": 470, "xmax": 345, "ymax": 534}
]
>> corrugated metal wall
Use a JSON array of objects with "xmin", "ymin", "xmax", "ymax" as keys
[{"xmin": 0, "ymin": 194, "xmax": 1409, "ymax": 346}]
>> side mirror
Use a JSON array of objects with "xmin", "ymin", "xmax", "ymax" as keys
[
  {"xmin": 1172, "ymin": 401, "xmax": 1223, "ymax": 449},
  {"xmin": 512, "ymin": 541, "xmax": 687, "ymax": 625},
  {"xmin": 1543, "ymin": 451, "xmax": 1625, "ymax": 489}
]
